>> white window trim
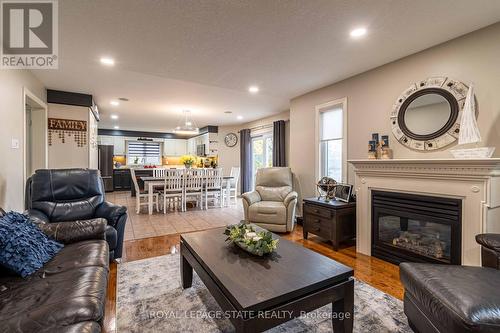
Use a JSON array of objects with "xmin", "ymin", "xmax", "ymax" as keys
[
  {"xmin": 314, "ymin": 97, "xmax": 348, "ymax": 183},
  {"xmin": 23, "ymin": 87, "xmax": 48, "ymax": 204}
]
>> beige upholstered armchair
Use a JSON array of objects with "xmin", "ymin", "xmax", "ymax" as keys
[{"xmin": 242, "ymin": 167, "xmax": 298, "ymax": 232}]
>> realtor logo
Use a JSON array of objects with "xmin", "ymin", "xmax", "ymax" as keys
[{"xmin": 1, "ymin": 0, "xmax": 58, "ymax": 69}]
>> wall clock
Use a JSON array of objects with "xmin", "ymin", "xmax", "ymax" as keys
[{"xmin": 224, "ymin": 133, "xmax": 238, "ymax": 147}]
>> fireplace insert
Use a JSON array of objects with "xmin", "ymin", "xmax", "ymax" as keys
[{"xmin": 371, "ymin": 190, "xmax": 461, "ymax": 265}]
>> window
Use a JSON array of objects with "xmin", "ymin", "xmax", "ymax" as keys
[
  {"xmin": 317, "ymin": 99, "xmax": 347, "ymax": 182},
  {"xmin": 127, "ymin": 141, "xmax": 161, "ymax": 165},
  {"xmin": 250, "ymin": 133, "xmax": 273, "ymax": 189}
]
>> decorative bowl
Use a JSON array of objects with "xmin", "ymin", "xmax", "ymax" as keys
[{"xmin": 224, "ymin": 223, "xmax": 279, "ymax": 256}]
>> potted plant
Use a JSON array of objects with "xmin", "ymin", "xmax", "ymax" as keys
[{"xmin": 180, "ymin": 155, "xmax": 196, "ymax": 169}]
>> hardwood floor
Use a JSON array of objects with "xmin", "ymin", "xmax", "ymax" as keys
[{"xmin": 103, "ymin": 224, "xmax": 403, "ymax": 333}]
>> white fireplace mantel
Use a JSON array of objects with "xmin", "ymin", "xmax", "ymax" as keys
[{"xmin": 349, "ymin": 158, "xmax": 500, "ymax": 266}]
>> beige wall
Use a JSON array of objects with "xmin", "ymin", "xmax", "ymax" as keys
[
  {"xmin": 290, "ymin": 23, "xmax": 500, "ymax": 199},
  {"xmin": 29, "ymin": 107, "xmax": 48, "ymax": 174},
  {"xmin": 48, "ymin": 103, "xmax": 91, "ymax": 169},
  {"xmin": 217, "ymin": 125, "xmax": 242, "ymax": 176},
  {"xmin": 0, "ymin": 70, "xmax": 46, "ymax": 211},
  {"xmin": 218, "ymin": 110, "xmax": 290, "ymax": 193}
]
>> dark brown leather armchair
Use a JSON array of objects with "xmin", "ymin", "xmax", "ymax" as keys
[
  {"xmin": 25, "ymin": 168, "xmax": 127, "ymax": 261},
  {"xmin": 400, "ymin": 234, "xmax": 500, "ymax": 333}
]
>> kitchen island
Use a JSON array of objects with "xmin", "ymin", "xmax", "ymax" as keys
[{"xmin": 114, "ymin": 166, "xmax": 186, "ymax": 195}]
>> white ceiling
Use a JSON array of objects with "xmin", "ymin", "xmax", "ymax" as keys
[{"xmin": 32, "ymin": 0, "xmax": 500, "ymax": 132}]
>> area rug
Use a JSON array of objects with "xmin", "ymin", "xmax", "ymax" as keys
[{"xmin": 117, "ymin": 254, "xmax": 411, "ymax": 332}]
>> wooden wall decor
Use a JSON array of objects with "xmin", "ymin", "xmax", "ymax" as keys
[{"xmin": 48, "ymin": 118, "xmax": 87, "ymax": 147}]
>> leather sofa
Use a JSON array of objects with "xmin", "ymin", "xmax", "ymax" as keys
[
  {"xmin": 25, "ymin": 168, "xmax": 127, "ymax": 261},
  {"xmin": 0, "ymin": 218, "xmax": 109, "ymax": 333},
  {"xmin": 242, "ymin": 167, "xmax": 298, "ymax": 232},
  {"xmin": 400, "ymin": 234, "xmax": 500, "ymax": 333}
]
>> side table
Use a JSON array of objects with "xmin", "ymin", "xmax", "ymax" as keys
[{"xmin": 303, "ymin": 197, "xmax": 356, "ymax": 251}]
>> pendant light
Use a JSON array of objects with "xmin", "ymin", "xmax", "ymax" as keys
[{"xmin": 173, "ymin": 110, "xmax": 199, "ymax": 135}]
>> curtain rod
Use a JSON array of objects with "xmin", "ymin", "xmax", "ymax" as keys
[{"xmin": 238, "ymin": 119, "xmax": 289, "ymax": 133}]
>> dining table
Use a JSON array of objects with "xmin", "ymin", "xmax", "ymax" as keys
[{"xmin": 139, "ymin": 175, "xmax": 235, "ymax": 215}]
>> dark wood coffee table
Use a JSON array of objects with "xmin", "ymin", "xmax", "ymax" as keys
[{"xmin": 180, "ymin": 227, "xmax": 354, "ymax": 332}]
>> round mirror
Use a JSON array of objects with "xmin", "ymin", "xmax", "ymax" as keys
[
  {"xmin": 392, "ymin": 78, "xmax": 471, "ymax": 151},
  {"xmin": 404, "ymin": 94, "xmax": 451, "ymax": 135},
  {"xmin": 397, "ymin": 88, "xmax": 459, "ymax": 141}
]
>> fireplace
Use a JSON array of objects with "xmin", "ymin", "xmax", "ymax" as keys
[{"xmin": 371, "ymin": 190, "xmax": 462, "ymax": 265}]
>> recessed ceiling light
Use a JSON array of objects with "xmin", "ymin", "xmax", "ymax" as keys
[
  {"xmin": 248, "ymin": 86, "xmax": 259, "ymax": 94},
  {"xmin": 100, "ymin": 57, "xmax": 115, "ymax": 66},
  {"xmin": 350, "ymin": 27, "xmax": 367, "ymax": 38},
  {"xmin": 110, "ymin": 114, "xmax": 118, "ymax": 120},
  {"xmin": 237, "ymin": 115, "xmax": 243, "ymax": 120},
  {"xmin": 113, "ymin": 125, "xmax": 120, "ymax": 129},
  {"xmin": 110, "ymin": 100, "xmax": 119, "ymax": 106}
]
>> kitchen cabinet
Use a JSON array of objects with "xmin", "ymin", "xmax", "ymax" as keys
[
  {"xmin": 200, "ymin": 133, "xmax": 208, "ymax": 146},
  {"xmin": 187, "ymin": 138, "xmax": 196, "ymax": 155},
  {"xmin": 186, "ymin": 133, "xmax": 218, "ymax": 156},
  {"xmin": 113, "ymin": 136, "xmax": 126, "ymax": 155},
  {"xmin": 175, "ymin": 139, "xmax": 187, "ymax": 155},
  {"xmin": 97, "ymin": 134, "xmax": 212, "ymax": 158},
  {"xmin": 208, "ymin": 133, "xmax": 219, "ymax": 156},
  {"xmin": 164, "ymin": 139, "xmax": 176, "ymax": 156},
  {"xmin": 199, "ymin": 134, "xmax": 208, "ymax": 155},
  {"xmin": 97, "ymin": 135, "xmax": 126, "ymax": 155},
  {"xmin": 98, "ymin": 135, "xmax": 114, "ymax": 145},
  {"xmin": 164, "ymin": 139, "xmax": 187, "ymax": 156},
  {"xmin": 113, "ymin": 169, "xmax": 131, "ymax": 190}
]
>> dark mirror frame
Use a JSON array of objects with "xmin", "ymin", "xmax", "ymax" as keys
[{"xmin": 397, "ymin": 88, "xmax": 459, "ymax": 141}]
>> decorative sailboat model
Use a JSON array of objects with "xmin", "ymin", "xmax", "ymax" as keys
[{"xmin": 450, "ymin": 83, "xmax": 495, "ymax": 158}]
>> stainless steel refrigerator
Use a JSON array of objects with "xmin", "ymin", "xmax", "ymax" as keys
[{"xmin": 98, "ymin": 145, "xmax": 114, "ymax": 192}]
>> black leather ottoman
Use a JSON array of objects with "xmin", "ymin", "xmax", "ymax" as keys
[
  {"xmin": 400, "ymin": 233, "xmax": 500, "ymax": 333},
  {"xmin": 400, "ymin": 263, "xmax": 500, "ymax": 333}
]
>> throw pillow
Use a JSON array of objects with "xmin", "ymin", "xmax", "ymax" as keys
[{"xmin": 0, "ymin": 211, "xmax": 63, "ymax": 277}]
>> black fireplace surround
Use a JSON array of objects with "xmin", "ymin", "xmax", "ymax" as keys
[{"xmin": 371, "ymin": 190, "xmax": 462, "ymax": 265}]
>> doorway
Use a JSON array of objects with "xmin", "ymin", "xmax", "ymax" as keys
[
  {"xmin": 250, "ymin": 133, "xmax": 273, "ymax": 189},
  {"xmin": 23, "ymin": 88, "xmax": 48, "ymax": 187}
]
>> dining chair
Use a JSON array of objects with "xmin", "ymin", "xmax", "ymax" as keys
[
  {"xmin": 225, "ymin": 166, "xmax": 240, "ymax": 206},
  {"xmin": 130, "ymin": 168, "xmax": 160, "ymax": 214},
  {"xmin": 160, "ymin": 169, "xmax": 184, "ymax": 213},
  {"xmin": 153, "ymin": 168, "xmax": 166, "ymax": 178},
  {"xmin": 204, "ymin": 168, "xmax": 223, "ymax": 209},
  {"xmin": 184, "ymin": 168, "xmax": 205, "ymax": 211}
]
